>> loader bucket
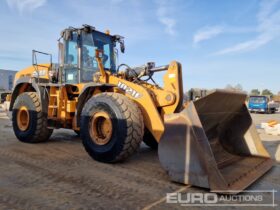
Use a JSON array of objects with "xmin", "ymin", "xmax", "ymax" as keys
[{"xmin": 159, "ymin": 90, "xmax": 273, "ymax": 193}]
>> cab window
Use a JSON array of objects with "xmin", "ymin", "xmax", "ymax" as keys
[
  {"xmin": 81, "ymin": 31, "xmax": 116, "ymax": 82},
  {"xmin": 64, "ymin": 33, "xmax": 78, "ymax": 84}
]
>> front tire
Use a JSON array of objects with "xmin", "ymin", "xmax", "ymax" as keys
[
  {"xmin": 12, "ymin": 92, "xmax": 53, "ymax": 143},
  {"xmin": 80, "ymin": 93, "xmax": 144, "ymax": 163}
]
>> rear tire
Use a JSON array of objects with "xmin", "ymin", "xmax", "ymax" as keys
[
  {"xmin": 80, "ymin": 93, "xmax": 144, "ymax": 163},
  {"xmin": 12, "ymin": 92, "xmax": 53, "ymax": 143}
]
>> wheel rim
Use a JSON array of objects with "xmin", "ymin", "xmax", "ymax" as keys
[
  {"xmin": 90, "ymin": 111, "xmax": 113, "ymax": 145},
  {"xmin": 17, "ymin": 106, "xmax": 30, "ymax": 131}
]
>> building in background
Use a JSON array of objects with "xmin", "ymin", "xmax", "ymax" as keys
[{"xmin": 0, "ymin": 69, "xmax": 17, "ymax": 91}]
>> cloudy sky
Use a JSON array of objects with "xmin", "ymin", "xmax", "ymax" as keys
[{"xmin": 0, "ymin": 0, "xmax": 279, "ymax": 93}]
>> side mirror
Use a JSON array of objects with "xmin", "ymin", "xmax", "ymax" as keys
[
  {"xmin": 113, "ymin": 35, "xmax": 125, "ymax": 53},
  {"xmin": 120, "ymin": 39, "xmax": 125, "ymax": 53}
]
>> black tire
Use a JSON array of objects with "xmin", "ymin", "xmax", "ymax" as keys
[
  {"xmin": 266, "ymin": 109, "xmax": 272, "ymax": 114},
  {"xmin": 143, "ymin": 128, "xmax": 158, "ymax": 149},
  {"xmin": 12, "ymin": 92, "xmax": 53, "ymax": 143},
  {"xmin": 80, "ymin": 93, "xmax": 144, "ymax": 163}
]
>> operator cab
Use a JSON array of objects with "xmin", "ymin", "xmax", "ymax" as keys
[{"xmin": 59, "ymin": 25, "xmax": 124, "ymax": 84}]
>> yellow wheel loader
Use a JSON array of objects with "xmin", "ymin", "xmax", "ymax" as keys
[{"xmin": 10, "ymin": 25, "xmax": 273, "ymax": 193}]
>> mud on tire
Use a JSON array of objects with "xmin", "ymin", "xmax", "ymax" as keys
[
  {"xmin": 80, "ymin": 92, "xmax": 144, "ymax": 163},
  {"xmin": 12, "ymin": 92, "xmax": 53, "ymax": 143}
]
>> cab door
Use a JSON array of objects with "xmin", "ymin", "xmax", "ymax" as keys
[{"xmin": 64, "ymin": 33, "xmax": 79, "ymax": 84}]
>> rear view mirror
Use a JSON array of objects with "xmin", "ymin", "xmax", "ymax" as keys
[
  {"xmin": 113, "ymin": 35, "xmax": 125, "ymax": 53},
  {"xmin": 120, "ymin": 39, "xmax": 125, "ymax": 53}
]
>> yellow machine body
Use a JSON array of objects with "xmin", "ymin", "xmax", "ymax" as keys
[{"xmin": 10, "ymin": 25, "xmax": 273, "ymax": 193}]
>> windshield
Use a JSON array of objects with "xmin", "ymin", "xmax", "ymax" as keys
[
  {"xmin": 81, "ymin": 31, "xmax": 116, "ymax": 82},
  {"xmin": 249, "ymin": 96, "xmax": 266, "ymax": 104}
]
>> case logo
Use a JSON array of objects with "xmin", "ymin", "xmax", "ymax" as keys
[{"xmin": 117, "ymin": 81, "xmax": 141, "ymax": 98}]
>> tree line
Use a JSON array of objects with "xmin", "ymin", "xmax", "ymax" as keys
[
  {"xmin": 225, "ymin": 84, "xmax": 279, "ymax": 96},
  {"xmin": 185, "ymin": 84, "xmax": 280, "ymax": 102}
]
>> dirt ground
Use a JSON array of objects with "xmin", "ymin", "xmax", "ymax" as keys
[{"xmin": 0, "ymin": 107, "xmax": 279, "ymax": 210}]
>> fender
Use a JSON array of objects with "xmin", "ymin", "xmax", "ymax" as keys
[
  {"xmin": 75, "ymin": 82, "xmax": 116, "ymax": 126},
  {"xmin": 9, "ymin": 77, "xmax": 49, "ymax": 114}
]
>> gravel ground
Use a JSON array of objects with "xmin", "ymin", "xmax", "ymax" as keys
[{"xmin": 0, "ymin": 107, "xmax": 279, "ymax": 210}]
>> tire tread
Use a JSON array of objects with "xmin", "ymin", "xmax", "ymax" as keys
[{"xmin": 82, "ymin": 92, "xmax": 144, "ymax": 162}]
